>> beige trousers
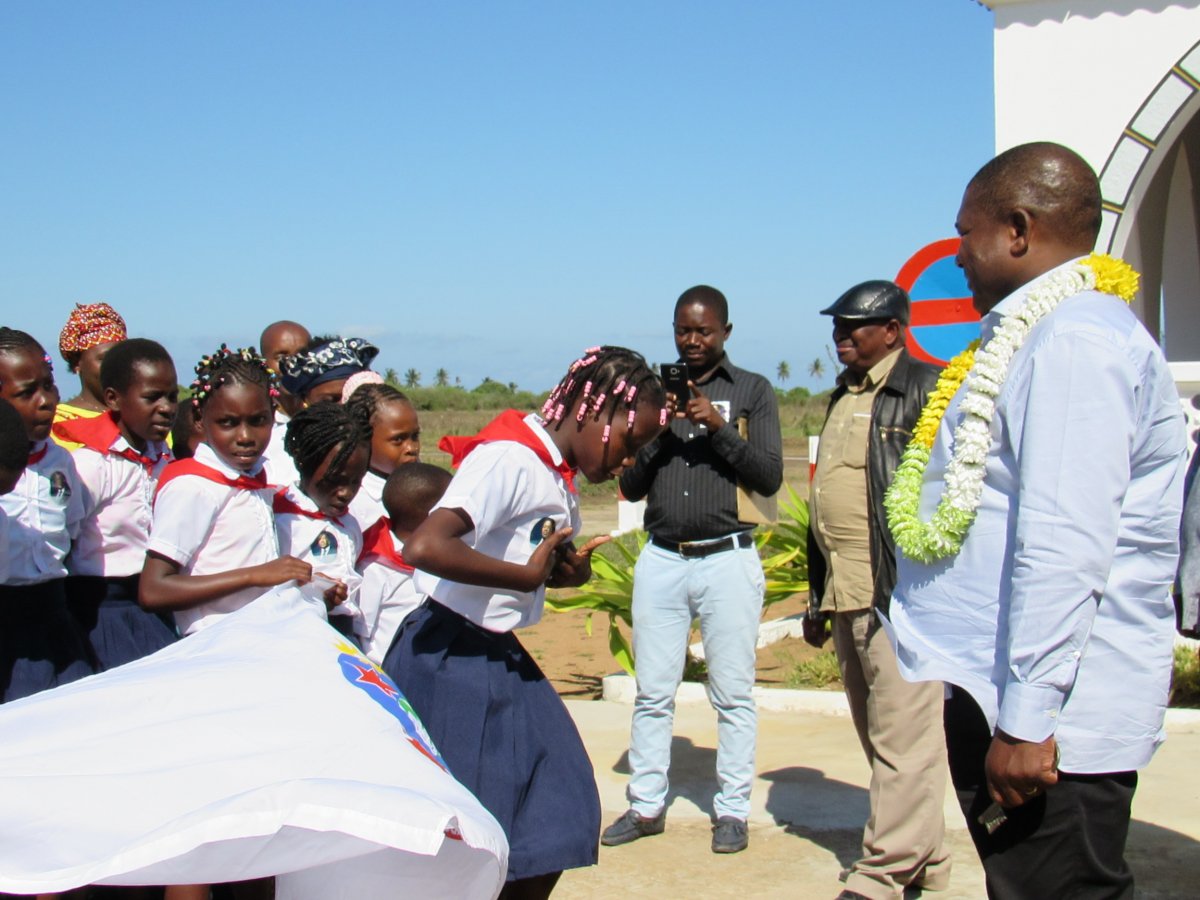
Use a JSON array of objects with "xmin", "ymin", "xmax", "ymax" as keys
[{"xmin": 833, "ymin": 608, "xmax": 952, "ymax": 900}]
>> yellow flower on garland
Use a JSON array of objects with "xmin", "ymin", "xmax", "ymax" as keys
[
  {"xmin": 1085, "ymin": 253, "xmax": 1139, "ymax": 303},
  {"xmin": 910, "ymin": 341, "xmax": 979, "ymax": 450}
]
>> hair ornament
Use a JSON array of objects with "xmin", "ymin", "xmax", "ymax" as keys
[
  {"xmin": 659, "ymin": 408, "xmax": 669, "ymax": 426},
  {"xmin": 601, "ymin": 424, "xmax": 611, "ymax": 443}
]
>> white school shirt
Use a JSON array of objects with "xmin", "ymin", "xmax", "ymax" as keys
[
  {"xmin": 349, "ymin": 470, "xmax": 387, "ymax": 533},
  {"xmin": 148, "ymin": 443, "xmax": 279, "ymax": 636},
  {"xmin": 412, "ymin": 414, "xmax": 581, "ymax": 632},
  {"xmin": 273, "ymin": 483, "xmax": 364, "ymax": 623},
  {"xmin": 0, "ymin": 441, "xmax": 85, "ymax": 585},
  {"xmin": 356, "ymin": 535, "xmax": 421, "ymax": 665},
  {"xmin": 70, "ymin": 437, "xmax": 171, "ymax": 578},
  {"xmin": 261, "ymin": 413, "xmax": 299, "ymax": 488},
  {"xmin": 887, "ymin": 260, "xmax": 1187, "ymax": 774}
]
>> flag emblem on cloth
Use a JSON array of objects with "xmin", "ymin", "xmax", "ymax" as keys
[
  {"xmin": 334, "ymin": 643, "xmax": 445, "ymax": 769},
  {"xmin": 0, "ymin": 585, "xmax": 507, "ymax": 899}
]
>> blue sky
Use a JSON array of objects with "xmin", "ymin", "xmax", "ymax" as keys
[{"xmin": 0, "ymin": 1, "xmax": 995, "ymax": 394}]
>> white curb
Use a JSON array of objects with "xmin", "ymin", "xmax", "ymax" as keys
[{"xmin": 599, "ymin": 673, "xmax": 1200, "ymax": 731}]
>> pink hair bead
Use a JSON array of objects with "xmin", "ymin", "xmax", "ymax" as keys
[
  {"xmin": 659, "ymin": 408, "xmax": 668, "ymax": 426},
  {"xmin": 576, "ymin": 404, "xmax": 587, "ymax": 422},
  {"xmin": 582, "ymin": 380, "xmax": 593, "ymax": 398},
  {"xmin": 585, "ymin": 346, "xmax": 601, "ymax": 354},
  {"xmin": 555, "ymin": 403, "xmax": 565, "ymax": 421},
  {"xmin": 626, "ymin": 385, "xmax": 638, "ymax": 404},
  {"xmin": 628, "ymin": 409, "xmax": 637, "ymax": 429},
  {"xmin": 601, "ymin": 424, "xmax": 611, "ymax": 443},
  {"xmin": 614, "ymin": 379, "xmax": 626, "ymax": 394}
]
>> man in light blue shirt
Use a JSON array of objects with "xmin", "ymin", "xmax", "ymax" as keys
[{"xmin": 887, "ymin": 142, "xmax": 1186, "ymax": 899}]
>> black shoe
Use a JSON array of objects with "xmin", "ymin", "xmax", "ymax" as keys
[
  {"xmin": 711, "ymin": 816, "xmax": 748, "ymax": 853},
  {"xmin": 600, "ymin": 809, "xmax": 666, "ymax": 846},
  {"xmin": 835, "ymin": 891, "xmax": 872, "ymax": 900}
]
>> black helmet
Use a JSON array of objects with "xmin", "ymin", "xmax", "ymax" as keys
[{"xmin": 820, "ymin": 280, "xmax": 910, "ymax": 325}]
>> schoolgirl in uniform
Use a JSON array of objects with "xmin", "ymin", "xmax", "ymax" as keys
[
  {"xmin": 0, "ymin": 328, "xmax": 94, "ymax": 701},
  {"xmin": 55, "ymin": 338, "xmax": 179, "ymax": 669},
  {"xmin": 273, "ymin": 402, "xmax": 373, "ymax": 636},
  {"xmin": 345, "ymin": 381, "xmax": 421, "ymax": 532},
  {"xmin": 139, "ymin": 346, "xmax": 312, "ymax": 636},
  {"xmin": 355, "ymin": 461, "xmax": 450, "ymax": 665},
  {"xmin": 52, "ymin": 302, "xmax": 128, "ymax": 451},
  {"xmin": 382, "ymin": 346, "xmax": 668, "ymax": 899}
]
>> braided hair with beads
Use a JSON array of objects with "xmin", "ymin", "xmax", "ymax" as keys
[
  {"xmin": 189, "ymin": 344, "xmax": 278, "ymax": 411},
  {"xmin": 284, "ymin": 402, "xmax": 373, "ymax": 481},
  {"xmin": 540, "ymin": 346, "xmax": 668, "ymax": 445}
]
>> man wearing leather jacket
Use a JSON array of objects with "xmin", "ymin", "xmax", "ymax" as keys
[{"xmin": 805, "ymin": 281, "xmax": 949, "ymax": 900}]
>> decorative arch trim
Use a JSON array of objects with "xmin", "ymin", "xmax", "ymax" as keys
[{"xmin": 1096, "ymin": 40, "xmax": 1200, "ymax": 251}]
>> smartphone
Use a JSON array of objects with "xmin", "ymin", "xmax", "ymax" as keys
[{"xmin": 660, "ymin": 363, "xmax": 690, "ymax": 404}]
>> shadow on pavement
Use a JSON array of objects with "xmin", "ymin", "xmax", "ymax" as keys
[{"xmin": 760, "ymin": 765, "xmax": 871, "ymax": 869}]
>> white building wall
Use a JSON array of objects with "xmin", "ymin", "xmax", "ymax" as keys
[{"xmin": 991, "ymin": 1, "xmax": 1200, "ymax": 166}]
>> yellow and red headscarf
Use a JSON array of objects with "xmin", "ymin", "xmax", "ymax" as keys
[{"xmin": 59, "ymin": 302, "xmax": 127, "ymax": 364}]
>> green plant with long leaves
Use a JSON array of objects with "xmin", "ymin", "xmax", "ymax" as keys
[{"xmin": 546, "ymin": 485, "xmax": 811, "ymax": 675}]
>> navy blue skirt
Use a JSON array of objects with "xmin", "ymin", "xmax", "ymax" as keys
[
  {"xmin": 0, "ymin": 580, "xmax": 95, "ymax": 703},
  {"xmin": 382, "ymin": 599, "xmax": 600, "ymax": 880},
  {"xmin": 65, "ymin": 575, "xmax": 178, "ymax": 671}
]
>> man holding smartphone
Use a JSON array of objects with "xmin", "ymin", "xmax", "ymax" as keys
[{"xmin": 602, "ymin": 284, "xmax": 783, "ymax": 854}]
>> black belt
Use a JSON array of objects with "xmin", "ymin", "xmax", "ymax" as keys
[{"xmin": 651, "ymin": 532, "xmax": 753, "ymax": 559}]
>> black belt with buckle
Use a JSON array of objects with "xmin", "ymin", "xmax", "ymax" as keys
[{"xmin": 651, "ymin": 532, "xmax": 753, "ymax": 559}]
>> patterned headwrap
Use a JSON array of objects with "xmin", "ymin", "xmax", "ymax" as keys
[
  {"xmin": 280, "ymin": 337, "xmax": 380, "ymax": 398},
  {"xmin": 59, "ymin": 302, "xmax": 128, "ymax": 363}
]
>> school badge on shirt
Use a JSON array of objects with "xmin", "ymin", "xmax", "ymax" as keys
[
  {"xmin": 48, "ymin": 471, "xmax": 71, "ymax": 502},
  {"xmin": 530, "ymin": 517, "xmax": 556, "ymax": 546},
  {"xmin": 311, "ymin": 530, "xmax": 338, "ymax": 557}
]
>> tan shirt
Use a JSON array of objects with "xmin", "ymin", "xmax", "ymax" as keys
[{"xmin": 810, "ymin": 349, "xmax": 901, "ymax": 612}]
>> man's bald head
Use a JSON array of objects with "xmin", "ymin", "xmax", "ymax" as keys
[
  {"xmin": 259, "ymin": 320, "xmax": 311, "ymax": 416},
  {"xmin": 967, "ymin": 142, "xmax": 1101, "ymax": 251},
  {"xmin": 260, "ymin": 321, "xmax": 311, "ymax": 367}
]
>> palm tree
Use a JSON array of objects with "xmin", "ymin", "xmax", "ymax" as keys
[
  {"xmin": 383, "ymin": 367, "xmax": 399, "ymax": 386},
  {"xmin": 776, "ymin": 361, "xmax": 790, "ymax": 385},
  {"xmin": 808, "ymin": 357, "xmax": 825, "ymax": 381},
  {"xmin": 434, "ymin": 368, "xmax": 450, "ymax": 387},
  {"xmin": 404, "ymin": 368, "xmax": 421, "ymax": 388}
]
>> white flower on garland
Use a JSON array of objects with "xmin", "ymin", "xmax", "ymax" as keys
[{"xmin": 884, "ymin": 254, "xmax": 1141, "ymax": 564}]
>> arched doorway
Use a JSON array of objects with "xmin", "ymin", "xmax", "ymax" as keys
[{"xmin": 1099, "ymin": 40, "xmax": 1200, "ymax": 362}]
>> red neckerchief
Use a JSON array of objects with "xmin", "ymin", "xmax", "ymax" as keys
[
  {"xmin": 52, "ymin": 411, "xmax": 169, "ymax": 472},
  {"xmin": 27, "ymin": 442, "xmax": 49, "ymax": 465},
  {"xmin": 438, "ymin": 409, "xmax": 577, "ymax": 493},
  {"xmin": 154, "ymin": 458, "xmax": 269, "ymax": 500},
  {"xmin": 272, "ymin": 489, "xmax": 343, "ymax": 527},
  {"xmin": 357, "ymin": 516, "xmax": 414, "ymax": 572}
]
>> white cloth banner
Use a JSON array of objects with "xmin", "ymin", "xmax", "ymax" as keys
[{"xmin": 0, "ymin": 584, "xmax": 508, "ymax": 898}]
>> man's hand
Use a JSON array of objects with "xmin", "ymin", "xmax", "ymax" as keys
[
  {"xmin": 682, "ymin": 381, "xmax": 726, "ymax": 431},
  {"xmin": 984, "ymin": 730, "xmax": 1058, "ymax": 808},
  {"xmin": 802, "ymin": 612, "xmax": 830, "ymax": 648}
]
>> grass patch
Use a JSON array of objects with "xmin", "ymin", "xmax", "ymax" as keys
[
  {"xmin": 784, "ymin": 649, "xmax": 842, "ymax": 690},
  {"xmin": 1171, "ymin": 644, "xmax": 1200, "ymax": 708}
]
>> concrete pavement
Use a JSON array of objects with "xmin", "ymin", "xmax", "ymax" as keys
[{"xmin": 555, "ymin": 697, "xmax": 1200, "ymax": 899}]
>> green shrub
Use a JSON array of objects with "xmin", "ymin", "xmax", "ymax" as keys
[
  {"xmin": 784, "ymin": 650, "xmax": 841, "ymax": 689},
  {"xmin": 1171, "ymin": 644, "xmax": 1200, "ymax": 708},
  {"xmin": 546, "ymin": 491, "xmax": 812, "ymax": 675}
]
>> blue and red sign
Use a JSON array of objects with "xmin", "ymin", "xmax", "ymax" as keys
[{"xmin": 896, "ymin": 238, "xmax": 979, "ymax": 366}]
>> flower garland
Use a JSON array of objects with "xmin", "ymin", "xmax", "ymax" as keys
[{"xmin": 884, "ymin": 254, "xmax": 1140, "ymax": 563}]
